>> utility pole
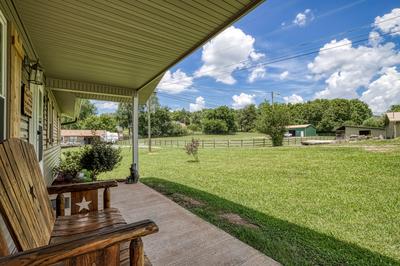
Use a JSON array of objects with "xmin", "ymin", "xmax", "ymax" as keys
[
  {"xmin": 270, "ymin": 91, "xmax": 280, "ymax": 106},
  {"xmin": 147, "ymin": 94, "xmax": 152, "ymax": 153}
]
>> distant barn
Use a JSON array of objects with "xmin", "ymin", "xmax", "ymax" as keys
[
  {"xmin": 385, "ymin": 112, "xmax": 400, "ymax": 139},
  {"xmin": 335, "ymin": 126, "xmax": 385, "ymax": 139},
  {"xmin": 286, "ymin": 124, "xmax": 316, "ymax": 137}
]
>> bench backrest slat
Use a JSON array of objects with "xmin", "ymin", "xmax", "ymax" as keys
[{"xmin": 0, "ymin": 139, "xmax": 54, "ymax": 251}]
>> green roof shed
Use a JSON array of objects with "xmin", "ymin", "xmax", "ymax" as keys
[{"xmin": 286, "ymin": 124, "xmax": 317, "ymax": 137}]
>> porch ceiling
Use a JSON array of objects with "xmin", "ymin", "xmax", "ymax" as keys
[{"xmin": 13, "ymin": 0, "xmax": 264, "ymax": 105}]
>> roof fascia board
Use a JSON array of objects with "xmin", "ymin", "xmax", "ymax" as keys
[{"xmin": 46, "ymin": 78, "xmax": 133, "ymax": 98}]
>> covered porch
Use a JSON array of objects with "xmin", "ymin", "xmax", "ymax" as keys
[
  {"xmin": 5, "ymin": 0, "xmax": 265, "ymax": 174},
  {"xmin": 110, "ymin": 182, "xmax": 278, "ymax": 265},
  {"xmin": 0, "ymin": 0, "xmax": 271, "ymax": 265}
]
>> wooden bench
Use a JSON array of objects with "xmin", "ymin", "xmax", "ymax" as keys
[{"xmin": 0, "ymin": 139, "xmax": 158, "ymax": 265}]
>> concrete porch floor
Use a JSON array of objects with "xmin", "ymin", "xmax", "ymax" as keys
[{"xmin": 111, "ymin": 183, "xmax": 279, "ymax": 266}]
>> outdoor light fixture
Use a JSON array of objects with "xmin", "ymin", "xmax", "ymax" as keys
[{"xmin": 29, "ymin": 60, "xmax": 44, "ymax": 85}]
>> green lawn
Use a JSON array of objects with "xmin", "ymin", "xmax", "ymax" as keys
[{"xmin": 97, "ymin": 143, "xmax": 400, "ymax": 265}]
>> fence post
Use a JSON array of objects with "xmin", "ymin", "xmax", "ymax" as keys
[
  {"xmin": 288, "ymin": 137, "xmax": 290, "ymax": 145},
  {"xmin": 214, "ymin": 139, "xmax": 216, "ymax": 148},
  {"xmin": 228, "ymin": 139, "xmax": 230, "ymax": 148},
  {"xmin": 241, "ymin": 139, "xmax": 243, "ymax": 147},
  {"xmin": 263, "ymin": 138, "xmax": 265, "ymax": 147},
  {"xmin": 177, "ymin": 140, "xmax": 179, "ymax": 148},
  {"xmin": 253, "ymin": 138, "xmax": 255, "ymax": 147},
  {"xmin": 202, "ymin": 140, "xmax": 204, "ymax": 148}
]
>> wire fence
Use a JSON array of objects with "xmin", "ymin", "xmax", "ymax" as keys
[{"xmin": 117, "ymin": 136, "xmax": 335, "ymax": 148}]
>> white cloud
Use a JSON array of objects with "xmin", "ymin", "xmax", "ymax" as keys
[
  {"xmin": 361, "ymin": 67, "xmax": 400, "ymax": 113},
  {"xmin": 232, "ymin": 93, "xmax": 256, "ymax": 109},
  {"xmin": 374, "ymin": 8, "xmax": 400, "ymax": 36},
  {"xmin": 195, "ymin": 26, "xmax": 264, "ymax": 85},
  {"xmin": 91, "ymin": 100, "xmax": 118, "ymax": 114},
  {"xmin": 283, "ymin": 94, "xmax": 304, "ymax": 104},
  {"xmin": 248, "ymin": 65, "xmax": 266, "ymax": 83},
  {"xmin": 157, "ymin": 69, "xmax": 193, "ymax": 94},
  {"xmin": 369, "ymin": 31, "xmax": 382, "ymax": 47},
  {"xmin": 309, "ymin": 38, "xmax": 400, "ymax": 99},
  {"xmin": 279, "ymin": 70, "xmax": 289, "ymax": 80},
  {"xmin": 189, "ymin": 96, "xmax": 205, "ymax": 112},
  {"xmin": 293, "ymin": 9, "xmax": 314, "ymax": 27}
]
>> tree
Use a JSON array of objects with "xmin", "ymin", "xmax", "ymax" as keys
[
  {"xmin": 202, "ymin": 106, "xmax": 237, "ymax": 134},
  {"xmin": 202, "ymin": 119, "xmax": 228, "ymax": 134},
  {"xmin": 115, "ymin": 103, "xmax": 132, "ymax": 130},
  {"xmin": 257, "ymin": 103, "xmax": 290, "ymax": 146},
  {"xmin": 388, "ymin": 104, "xmax": 400, "ymax": 112},
  {"xmin": 171, "ymin": 109, "xmax": 191, "ymax": 125},
  {"xmin": 362, "ymin": 116, "xmax": 385, "ymax": 127},
  {"xmin": 286, "ymin": 99, "xmax": 373, "ymax": 132},
  {"xmin": 189, "ymin": 111, "xmax": 203, "ymax": 129},
  {"xmin": 80, "ymin": 114, "xmax": 117, "ymax": 131},
  {"xmin": 115, "ymin": 95, "xmax": 160, "ymax": 133},
  {"xmin": 61, "ymin": 99, "xmax": 97, "ymax": 129},
  {"xmin": 79, "ymin": 100, "xmax": 97, "ymax": 120},
  {"xmin": 139, "ymin": 107, "xmax": 187, "ymax": 137},
  {"xmin": 237, "ymin": 104, "xmax": 257, "ymax": 132}
]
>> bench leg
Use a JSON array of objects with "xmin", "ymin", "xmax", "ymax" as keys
[
  {"xmin": 56, "ymin": 194, "xmax": 65, "ymax": 217},
  {"xmin": 129, "ymin": 238, "xmax": 144, "ymax": 266}
]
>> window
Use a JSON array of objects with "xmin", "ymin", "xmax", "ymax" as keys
[
  {"xmin": 359, "ymin": 130, "xmax": 371, "ymax": 136},
  {"xmin": 0, "ymin": 10, "xmax": 7, "ymax": 140}
]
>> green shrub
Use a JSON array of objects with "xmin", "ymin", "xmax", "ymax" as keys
[
  {"xmin": 202, "ymin": 119, "xmax": 228, "ymax": 134},
  {"xmin": 80, "ymin": 141, "xmax": 122, "ymax": 180},
  {"xmin": 55, "ymin": 150, "xmax": 82, "ymax": 181},
  {"xmin": 169, "ymin": 122, "xmax": 188, "ymax": 136},
  {"xmin": 187, "ymin": 123, "xmax": 201, "ymax": 133}
]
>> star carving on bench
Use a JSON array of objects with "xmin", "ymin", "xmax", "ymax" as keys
[
  {"xmin": 76, "ymin": 196, "xmax": 92, "ymax": 212},
  {"xmin": 29, "ymin": 185, "xmax": 36, "ymax": 200}
]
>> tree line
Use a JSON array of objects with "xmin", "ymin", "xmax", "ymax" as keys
[{"xmin": 62, "ymin": 97, "xmax": 399, "ymax": 145}]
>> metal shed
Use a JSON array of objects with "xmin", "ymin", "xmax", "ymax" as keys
[
  {"xmin": 335, "ymin": 125, "xmax": 386, "ymax": 139},
  {"xmin": 286, "ymin": 124, "xmax": 317, "ymax": 137}
]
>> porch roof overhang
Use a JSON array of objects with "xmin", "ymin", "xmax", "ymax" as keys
[{"xmin": 13, "ymin": 0, "xmax": 264, "ymax": 116}]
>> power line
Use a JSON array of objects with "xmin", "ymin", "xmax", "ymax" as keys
[
  {"xmin": 156, "ymin": 16, "xmax": 400, "ymax": 88},
  {"xmin": 157, "ymin": 93, "xmax": 221, "ymax": 108},
  {"xmin": 180, "ymin": 27, "xmax": 400, "ymax": 83}
]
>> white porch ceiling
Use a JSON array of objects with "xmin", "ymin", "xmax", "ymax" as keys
[{"xmin": 13, "ymin": 0, "xmax": 264, "ymax": 107}]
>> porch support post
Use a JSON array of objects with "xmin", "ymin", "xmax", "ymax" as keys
[{"xmin": 132, "ymin": 90, "xmax": 139, "ymax": 173}]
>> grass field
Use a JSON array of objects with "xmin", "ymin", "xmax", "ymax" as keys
[{"xmin": 96, "ymin": 141, "xmax": 400, "ymax": 265}]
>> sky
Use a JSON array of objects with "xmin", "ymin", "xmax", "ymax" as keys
[{"xmin": 94, "ymin": 0, "xmax": 400, "ymax": 115}]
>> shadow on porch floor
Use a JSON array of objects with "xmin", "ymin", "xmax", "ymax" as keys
[{"xmin": 111, "ymin": 182, "xmax": 279, "ymax": 266}]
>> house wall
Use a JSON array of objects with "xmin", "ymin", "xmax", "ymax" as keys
[
  {"xmin": 43, "ymin": 89, "xmax": 61, "ymax": 184},
  {"xmin": 0, "ymin": 1, "xmax": 62, "ymax": 255}
]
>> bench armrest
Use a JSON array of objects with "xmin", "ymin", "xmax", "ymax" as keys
[
  {"xmin": 0, "ymin": 219, "xmax": 158, "ymax": 266},
  {"xmin": 47, "ymin": 180, "xmax": 118, "ymax": 194}
]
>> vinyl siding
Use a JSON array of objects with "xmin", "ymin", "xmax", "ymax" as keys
[{"xmin": 0, "ymin": 1, "xmax": 61, "ymax": 254}]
